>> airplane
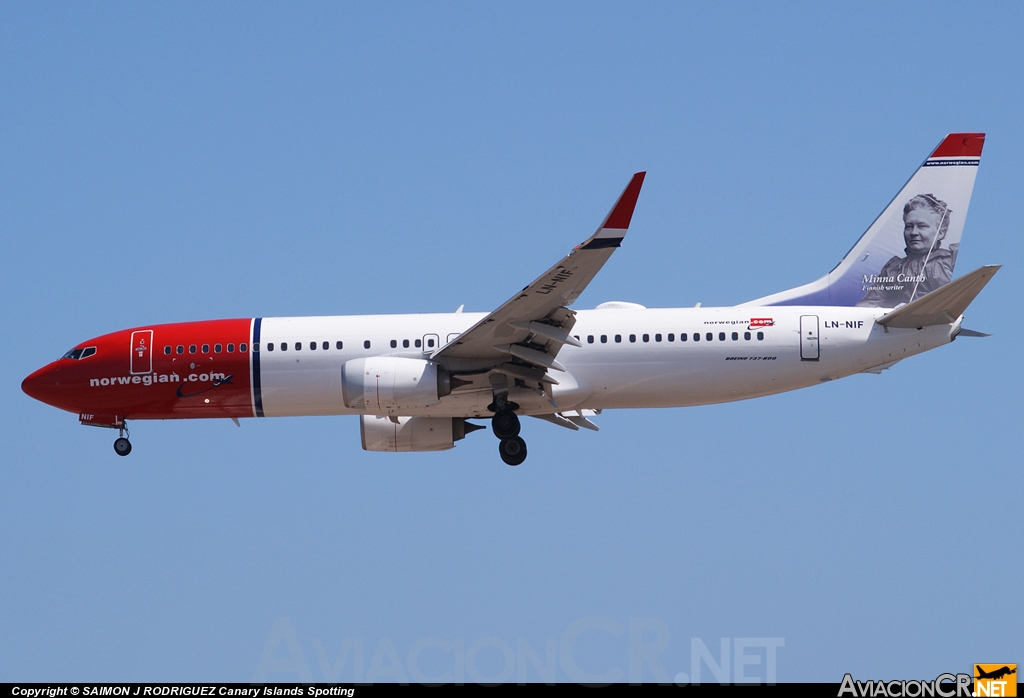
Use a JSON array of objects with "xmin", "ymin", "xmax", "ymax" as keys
[
  {"xmin": 975, "ymin": 666, "xmax": 1016, "ymax": 681},
  {"xmin": 22, "ymin": 133, "xmax": 999, "ymax": 465}
]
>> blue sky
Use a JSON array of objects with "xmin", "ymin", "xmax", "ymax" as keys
[{"xmin": 2, "ymin": 1, "xmax": 1021, "ymax": 683}]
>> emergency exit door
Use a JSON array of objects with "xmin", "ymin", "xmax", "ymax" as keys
[
  {"xmin": 800, "ymin": 315, "xmax": 819, "ymax": 361},
  {"xmin": 130, "ymin": 329, "xmax": 153, "ymax": 374}
]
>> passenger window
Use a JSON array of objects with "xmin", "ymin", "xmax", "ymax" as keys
[
  {"xmin": 164, "ymin": 346, "xmax": 171, "ymax": 355},
  {"xmin": 668, "ymin": 333, "xmax": 675, "ymax": 342},
  {"xmin": 227, "ymin": 343, "xmax": 235, "ymax": 353},
  {"xmin": 267, "ymin": 343, "xmax": 274, "ymax": 351},
  {"xmin": 202, "ymin": 344, "xmax": 210, "ymax": 353},
  {"xmin": 189, "ymin": 345, "xmax": 197, "ymax": 354},
  {"xmin": 295, "ymin": 342, "xmax": 302, "ymax": 350},
  {"xmin": 679, "ymin": 333, "xmax": 686, "ymax": 342},
  {"xmin": 364, "ymin": 340, "xmax": 371, "ymax": 349},
  {"xmin": 655, "ymin": 334, "xmax": 661, "ymax": 342},
  {"xmin": 427, "ymin": 339, "xmax": 434, "ymax": 348},
  {"xmin": 323, "ymin": 341, "xmax": 329, "ymax": 350},
  {"xmin": 81, "ymin": 347, "xmax": 96, "ymax": 358},
  {"xmin": 744, "ymin": 332, "xmax": 751, "ymax": 340},
  {"xmin": 253, "ymin": 343, "xmax": 260, "ymax": 352},
  {"xmin": 587, "ymin": 335, "xmax": 594, "ymax": 344},
  {"xmin": 629, "ymin": 334, "xmax": 636, "ymax": 343},
  {"xmin": 706, "ymin": 333, "xmax": 713, "ymax": 342},
  {"xmin": 718, "ymin": 332, "xmax": 725, "ymax": 341},
  {"xmin": 731, "ymin": 332, "xmax": 738, "ymax": 341},
  {"xmin": 214, "ymin": 344, "xmax": 222, "ymax": 353},
  {"xmin": 615, "ymin": 334, "xmax": 622, "ymax": 343},
  {"xmin": 390, "ymin": 340, "xmax": 397, "ymax": 348},
  {"xmin": 757, "ymin": 332, "xmax": 764, "ymax": 341},
  {"xmin": 643, "ymin": 334, "xmax": 650, "ymax": 342},
  {"xmin": 414, "ymin": 339, "xmax": 421, "ymax": 348},
  {"xmin": 281, "ymin": 343, "xmax": 288, "ymax": 351},
  {"xmin": 403, "ymin": 339, "xmax": 409, "ymax": 348},
  {"xmin": 693, "ymin": 333, "xmax": 700, "ymax": 342},
  {"xmin": 239, "ymin": 343, "xmax": 247, "ymax": 352},
  {"xmin": 336, "ymin": 341, "xmax": 343, "ymax": 350},
  {"xmin": 601, "ymin": 335, "xmax": 607, "ymax": 343},
  {"xmin": 177, "ymin": 345, "xmax": 184, "ymax": 354}
]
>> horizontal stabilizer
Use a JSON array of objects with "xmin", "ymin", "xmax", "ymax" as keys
[{"xmin": 877, "ymin": 265, "xmax": 1000, "ymax": 328}]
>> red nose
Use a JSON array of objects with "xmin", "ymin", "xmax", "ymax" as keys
[{"xmin": 22, "ymin": 363, "xmax": 64, "ymax": 408}]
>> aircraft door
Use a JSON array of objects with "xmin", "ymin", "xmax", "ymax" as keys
[
  {"xmin": 130, "ymin": 329, "xmax": 153, "ymax": 374},
  {"xmin": 422, "ymin": 334, "xmax": 439, "ymax": 353},
  {"xmin": 800, "ymin": 315, "xmax": 819, "ymax": 361}
]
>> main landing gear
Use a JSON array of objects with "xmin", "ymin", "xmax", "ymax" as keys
[
  {"xmin": 491, "ymin": 403, "xmax": 527, "ymax": 466},
  {"xmin": 498, "ymin": 433, "xmax": 527, "ymax": 466},
  {"xmin": 113, "ymin": 424, "xmax": 132, "ymax": 457}
]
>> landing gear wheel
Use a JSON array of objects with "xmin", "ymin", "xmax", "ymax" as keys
[
  {"xmin": 499, "ymin": 436, "xmax": 527, "ymax": 466},
  {"xmin": 113, "ymin": 437, "xmax": 132, "ymax": 457},
  {"xmin": 492, "ymin": 409, "xmax": 521, "ymax": 439}
]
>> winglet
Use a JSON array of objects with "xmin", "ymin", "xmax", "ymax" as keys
[
  {"xmin": 602, "ymin": 172, "xmax": 646, "ymax": 229},
  {"xmin": 583, "ymin": 172, "xmax": 646, "ymax": 249},
  {"xmin": 877, "ymin": 265, "xmax": 1000, "ymax": 328}
]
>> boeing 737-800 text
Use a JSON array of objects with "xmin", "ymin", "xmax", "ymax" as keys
[{"xmin": 22, "ymin": 133, "xmax": 998, "ymax": 465}]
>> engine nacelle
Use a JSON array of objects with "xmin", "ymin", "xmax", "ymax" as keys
[
  {"xmin": 360, "ymin": 415, "xmax": 472, "ymax": 452},
  {"xmin": 342, "ymin": 357, "xmax": 451, "ymax": 412}
]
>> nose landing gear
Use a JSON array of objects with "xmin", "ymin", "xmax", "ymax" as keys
[
  {"xmin": 113, "ymin": 424, "xmax": 132, "ymax": 457},
  {"xmin": 80, "ymin": 414, "xmax": 134, "ymax": 456}
]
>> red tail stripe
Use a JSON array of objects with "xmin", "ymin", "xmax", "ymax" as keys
[{"xmin": 930, "ymin": 133, "xmax": 985, "ymax": 158}]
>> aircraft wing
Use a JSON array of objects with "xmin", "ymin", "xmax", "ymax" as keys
[{"xmin": 431, "ymin": 172, "xmax": 645, "ymax": 373}]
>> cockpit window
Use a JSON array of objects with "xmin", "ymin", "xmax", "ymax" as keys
[{"xmin": 61, "ymin": 346, "xmax": 97, "ymax": 360}]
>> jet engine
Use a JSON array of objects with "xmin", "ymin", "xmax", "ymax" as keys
[
  {"xmin": 360, "ymin": 415, "xmax": 478, "ymax": 452},
  {"xmin": 341, "ymin": 357, "xmax": 452, "ymax": 412}
]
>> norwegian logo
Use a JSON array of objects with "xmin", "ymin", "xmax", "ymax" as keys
[
  {"xmin": 749, "ymin": 318, "xmax": 775, "ymax": 329},
  {"xmin": 975, "ymin": 664, "xmax": 1017, "ymax": 697}
]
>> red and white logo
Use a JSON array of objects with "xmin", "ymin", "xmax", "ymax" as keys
[{"xmin": 749, "ymin": 318, "xmax": 775, "ymax": 329}]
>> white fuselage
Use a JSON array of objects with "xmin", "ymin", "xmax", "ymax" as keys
[{"xmin": 256, "ymin": 306, "xmax": 954, "ymax": 418}]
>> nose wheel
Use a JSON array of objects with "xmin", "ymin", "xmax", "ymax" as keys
[
  {"xmin": 113, "ymin": 437, "xmax": 132, "ymax": 456},
  {"xmin": 113, "ymin": 424, "xmax": 132, "ymax": 457}
]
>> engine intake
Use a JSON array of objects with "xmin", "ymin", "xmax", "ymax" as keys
[{"xmin": 341, "ymin": 357, "xmax": 451, "ymax": 412}]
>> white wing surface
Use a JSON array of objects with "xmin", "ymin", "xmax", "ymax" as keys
[{"xmin": 431, "ymin": 172, "xmax": 646, "ymax": 377}]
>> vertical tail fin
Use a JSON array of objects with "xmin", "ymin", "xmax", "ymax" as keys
[{"xmin": 742, "ymin": 133, "xmax": 985, "ymax": 308}]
